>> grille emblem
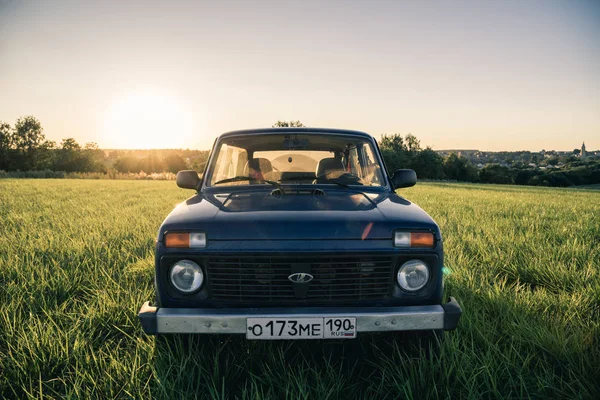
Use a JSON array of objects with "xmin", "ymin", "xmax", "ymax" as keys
[{"xmin": 288, "ymin": 272, "xmax": 313, "ymax": 283}]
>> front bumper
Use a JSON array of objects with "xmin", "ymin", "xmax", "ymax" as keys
[{"xmin": 138, "ymin": 297, "xmax": 462, "ymax": 335}]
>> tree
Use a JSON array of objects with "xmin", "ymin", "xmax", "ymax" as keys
[
  {"xmin": 478, "ymin": 164, "xmax": 513, "ymax": 184},
  {"xmin": 55, "ymin": 138, "xmax": 82, "ymax": 172},
  {"xmin": 404, "ymin": 133, "xmax": 421, "ymax": 153},
  {"xmin": 12, "ymin": 116, "xmax": 46, "ymax": 170},
  {"xmin": 137, "ymin": 153, "xmax": 164, "ymax": 173},
  {"xmin": 272, "ymin": 120, "xmax": 305, "ymax": 127},
  {"xmin": 83, "ymin": 142, "xmax": 106, "ymax": 172},
  {"xmin": 546, "ymin": 157, "xmax": 559, "ymax": 166},
  {"xmin": 36, "ymin": 140, "xmax": 56, "ymax": 170},
  {"xmin": 61, "ymin": 137, "xmax": 81, "ymax": 151},
  {"xmin": 380, "ymin": 134, "xmax": 406, "ymax": 154},
  {"xmin": 114, "ymin": 156, "xmax": 140, "ymax": 173},
  {"xmin": 411, "ymin": 147, "xmax": 444, "ymax": 179},
  {"xmin": 443, "ymin": 153, "xmax": 478, "ymax": 182},
  {"xmin": 530, "ymin": 153, "xmax": 543, "ymax": 163},
  {"xmin": 403, "ymin": 133, "xmax": 421, "ymax": 168},
  {"xmin": 0, "ymin": 122, "xmax": 12, "ymax": 170},
  {"xmin": 379, "ymin": 133, "xmax": 409, "ymax": 172},
  {"xmin": 515, "ymin": 169, "xmax": 538, "ymax": 185},
  {"xmin": 164, "ymin": 153, "xmax": 187, "ymax": 173}
]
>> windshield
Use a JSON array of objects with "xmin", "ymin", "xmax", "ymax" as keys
[{"xmin": 206, "ymin": 133, "xmax": 386, "ymax": 187}]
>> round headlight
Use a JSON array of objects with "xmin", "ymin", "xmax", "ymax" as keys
[
  {"xmin": 397, "ymin": 260, "xmax": 430, "ymax": 292},
  {"xmin": 170, "ymin": 260, "xmax": 204, "ymax": 293}
]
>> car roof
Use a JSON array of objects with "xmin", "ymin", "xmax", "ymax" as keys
[{"xmin": 219, "ymin": 127, "xmax": 375, "ymax": 140}]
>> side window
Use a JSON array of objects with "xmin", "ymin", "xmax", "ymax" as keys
[
  {"xmin": 236, "ymin": 151, "xmax": 248, "ymax": 176},
  {"xmin": 212, "ymin": 144, "xmax": 247, "ymax": 183},
  {"xmin": 358, "ymin": 144, "xmax": 369, "ymax": 176},
  {"xmin": 346, "ymin": 147, "xmax": 362, "ymax": 177},
  {"xmin": 359, "ymin": 144, "xmax": 383, "ymax": 186},
  {"xmin": 212, "ymin": 145, "xmax": 228, "ymax": 183},
  {"xmin": 225, "ymin": 146, "xmax": 235, "ymax": 177}
]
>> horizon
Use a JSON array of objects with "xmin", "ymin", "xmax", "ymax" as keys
[
  {"xmin": 97, "ymin": 141, "xmax": 596, "ymax": 154},
  {"xmin": 1, "ymin": 0, "xmax": 598, "ymax": 151},
  {"xmin": 93, "ymin": 139, "xmax": 595, "ymax": 153}
]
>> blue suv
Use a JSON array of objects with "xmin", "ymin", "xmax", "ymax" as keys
[{"xmin": 139, "ymin": 128, "xmax": 461, "ymax": 340}]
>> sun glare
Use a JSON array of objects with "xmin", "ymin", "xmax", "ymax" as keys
[{"xmin": 102, "ymin": 92, "xmax": 195, "ymax": 149}]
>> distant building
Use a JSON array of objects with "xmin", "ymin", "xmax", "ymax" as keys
[{"xmin": 581, "ymin": 142, "xmax": 587, "ymax": 159}]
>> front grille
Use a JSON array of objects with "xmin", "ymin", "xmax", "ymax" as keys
[{"xmin": 206, "ymin": 255, "xmax": 393, "ymax": 304}]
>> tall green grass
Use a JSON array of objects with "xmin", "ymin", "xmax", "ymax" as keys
[{"xmin": 0, "ymin": 180, "xmax": 598, "ymax": 399}]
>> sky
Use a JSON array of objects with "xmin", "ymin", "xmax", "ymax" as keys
[{"xmin": 0, "ymin": 0, "xmax": 599, "ymax": 151}]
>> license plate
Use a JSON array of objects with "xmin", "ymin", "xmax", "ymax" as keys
[{"xmin": 246, "ymin": 317, "xmax": 357, "ymax": 340}]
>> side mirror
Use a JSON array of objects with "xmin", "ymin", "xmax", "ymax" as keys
[
  {"xmin": 176, "ymin": 170, "xmax": 200, "ymax": 190},
  {"xmin": 391, "ymin": 169, "xmax": 417, "ymax": 189}
]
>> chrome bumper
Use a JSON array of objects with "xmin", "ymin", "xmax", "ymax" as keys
[{"xmin": 139, "ymin": 298, "xmax": 462, "ymax": 335}]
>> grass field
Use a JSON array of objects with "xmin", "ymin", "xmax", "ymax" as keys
[{"xmin": 1, "ymin": 179, "xmax": 599, "ymax": 399}]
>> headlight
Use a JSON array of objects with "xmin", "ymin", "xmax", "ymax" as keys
[
  {"xmin": 396, "ymin": 259, "xmax": 430, "ymax": 291},
  {"xmin": 170, "ymin": 260, "xmax": 204, "ymax": 293}
]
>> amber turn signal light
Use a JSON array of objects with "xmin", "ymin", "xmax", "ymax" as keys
[
  {"xmin": 410, "ymin": 232, "xmax": 435, "ymax": 247},
  {"xmin": 165, "ymin": 232, "xmax": 190, "ymax": 248}
]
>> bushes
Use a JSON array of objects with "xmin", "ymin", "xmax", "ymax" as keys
[
  {"xmin": 478, "ymin": 164, "xmax": 513, "ymax": 184},
  {"xmin": 0, "ymin": 170, "xmax": 66, "ymax": 179},
  {"xmin": 412, "ymin": 148, "xmax": 445, "ymax": 179},
  {"xmin": 531, "ymin": 163, "xmax": 600, "ymax": 187},
  {"xmin": 0, "ymin": 170, "xmax": 176, "ymax": 180},
  {"xmin": 443, "ymin": 153, "xmax": 479, "ymax": 182}
]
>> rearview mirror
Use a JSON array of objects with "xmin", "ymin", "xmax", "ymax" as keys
[
  {"xmin": 391, "ymin": 169, "xmax": 417, "ymax": 189},
  {"xmin": 176, "ymin": 170, "xmax": 201, "ymax": 190}
]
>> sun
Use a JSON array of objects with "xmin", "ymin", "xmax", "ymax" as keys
[{"xmin": 102, "ymin": 91, "xmax": 195, "ymax": 149}]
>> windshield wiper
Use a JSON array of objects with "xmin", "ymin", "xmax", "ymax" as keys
[
  {"xmin": 317, "ymin": 176, "xmax": 368, "ymax": 188},
  {"xmin": 325, "ymin": 180, "xmax": 349, "ymax": 188},
  {"xmin": 213, "ymin": 176, "xmax": 281, "ymax": 188},
  {"xmin": 312, "ymin": 179, "xmax": 349, "ymax": 188}
]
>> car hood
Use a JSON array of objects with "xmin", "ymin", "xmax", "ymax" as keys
[{"xmin": 158, "ymin": 189, "xmax": 439, "ymax": 241}]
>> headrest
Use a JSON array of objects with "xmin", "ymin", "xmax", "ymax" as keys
[
  {"xmin": 244, "ymin": 158, "xmax": 273, "ymax": 176},
  {"xmin": 316, "ymin": 157, "xmax": 344, "ymax": 178}
]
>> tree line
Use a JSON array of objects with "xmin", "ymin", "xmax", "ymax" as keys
[
  {"xmin": 2, "ymin": 116, "xmax": 598, "ymax": 187},
  {"xmin": 0, "ymin": 116, "xmax": 208, "ymax": 174},
  {"xmin": 378, "ymin": 133, "xmax": 599, "ymax": 187}
]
